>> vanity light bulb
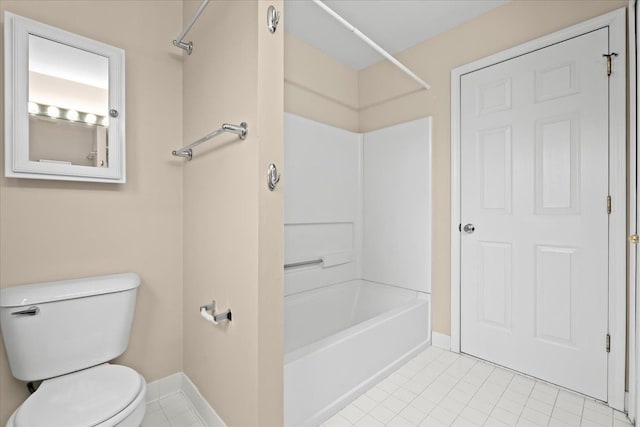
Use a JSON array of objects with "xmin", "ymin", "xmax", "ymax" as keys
[
  {"xmin": 66, "ymin": 110, "xmax": 79, "ymax": 121},
  {"xmin": 46, "ymin": 106, "xmax": 60, "ymax": 118},
  {"xmin": 101, "ymin": 117, "xmax": 109, "ymax": 126},
  {"xmin": 85, "ymin": 113, "xmax": 97, "ymax": 124},
  {"xmin": 28, "ymin": 102, "xmax": 39, "ymax": 114}
]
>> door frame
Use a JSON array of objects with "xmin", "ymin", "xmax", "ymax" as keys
[
  {"xmin": 630, "ymin": 0, "xmax": 638, "ymax": 422},
  {"xmin": 450, "ymin": 8, "xmax": 627, "ymax": 410}
]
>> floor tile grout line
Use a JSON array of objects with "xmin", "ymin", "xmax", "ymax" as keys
[
  {"xmin": 368, "ymin": 348, "xmax": 464, "ymax": 424},
  {"xmin": 512, "ymin": 374, "xmax": 537, "ymax": 426},
  {"xmin": 407, "ymin": 351, "xmax": 471, "ymax": 423},
  {"xmin": 407, "ymin": 350, "xmax": 472, "ymax": 419},
  {"xmin": 366, "ymin": 349, "xmax": 452, "ymax": 423},
  {"xmin": 484, "ymin": 369, "xmax": 524, "ymax": 426},
  {"xmin": 151, "ymin": 391, "xmax": 207, "ymax": 427},
  {"xmin": 416, "ymin": 353, "xmax": 504, "ymax": 425},
  {"xmin": 304, "ymin": 347, "xmax": 633, "ymax": 427},
  {"xmin": 458, "ymin": 351, "xmax": 604, "ymax": 408},
  {"xmin": 546, "ymin": 386, "xmax": 561, "ymax": 426},
  {"xmin": 438, "ymin": 358, "xmax": 497, "ymax": 425},
  {"xmin": 372, "ymin": 349, "xmax": 457, "ymax": 416}
]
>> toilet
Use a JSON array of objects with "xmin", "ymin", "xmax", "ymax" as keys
[{"xmin": 0, "ymin": 273, "xmax": 147, "ymax": 427}]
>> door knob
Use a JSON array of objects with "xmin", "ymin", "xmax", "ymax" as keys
[{"xmin": 463, "ymin": 224, "xmax": 475, "ymax": 233}]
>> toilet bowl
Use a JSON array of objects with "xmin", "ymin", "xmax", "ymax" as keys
[{"xmin": 0, "ymin": 273, "xmax": 146, "ymax": 427}]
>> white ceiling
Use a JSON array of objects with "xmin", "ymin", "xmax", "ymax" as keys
[{"xmin": 284, "ymin": 0, "xmax": 508, "ymax": 70}]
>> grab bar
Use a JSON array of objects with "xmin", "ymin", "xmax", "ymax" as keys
[
  {"xmin": 284, "ymin": 258, "xmax": 323, "ymax": 269},
  {"xmin": 172, "ymin": 122, "xmax": 247, "ymax": 160}
]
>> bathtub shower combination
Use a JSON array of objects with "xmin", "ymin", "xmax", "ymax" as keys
[{"xmin": 283, "ymin": 113, "xmax": 433, "ymax": 426}]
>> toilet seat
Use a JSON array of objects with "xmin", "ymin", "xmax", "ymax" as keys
[{"xmin": 8, "ymin": 364, "xmax": 146, "ymax": 427}]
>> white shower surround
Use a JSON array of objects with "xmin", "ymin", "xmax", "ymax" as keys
[{"xmin": 284, "ymin": 114, "xmax": 432, "ymax": 426}]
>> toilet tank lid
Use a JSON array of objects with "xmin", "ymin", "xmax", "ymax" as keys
[{"xmin": 0, "ymin": 273, "xmax": 140, "ymax": 307}]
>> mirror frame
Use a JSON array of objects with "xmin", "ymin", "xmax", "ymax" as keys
[{"xmin": 4, "ymin": 12, "xmax": 126, "ymax": 183}]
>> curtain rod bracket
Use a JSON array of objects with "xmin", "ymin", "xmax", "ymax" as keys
[
  {"xmin": 173, "ymin": 0, "xmax": 210, "ymax": 55},
  {"xmin": 173, "ymin": 40, "xmax": 193, "ymax": 55}
]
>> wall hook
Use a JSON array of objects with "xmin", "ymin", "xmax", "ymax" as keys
[
  {"xmin": 267, "ymin": 163, "xmax": 280, "ymax": 191},
  {"xmin": 267, "ymin": 5, "xmax": 280, "ymax": 33}
]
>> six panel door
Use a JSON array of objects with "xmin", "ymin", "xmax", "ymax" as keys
[{"xmin": 460, "ymin": 28, "xmax": 609, "ymax": 400}]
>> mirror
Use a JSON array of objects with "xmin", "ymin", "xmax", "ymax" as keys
[
  {"xmin": 28, "ymin": 35, "xmax": 110, "ymax": 168},
  {"xmin": 4, "ymin": 12, "xmax": 126, "ymax": 183}
]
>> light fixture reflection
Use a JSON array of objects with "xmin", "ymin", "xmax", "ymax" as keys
[
  {"xmin": 66, "ymin": 110, "xmax": 79, "ymax": 121},
  {"xmin": 46, "ymin": 106, "xmax": 60, "ymax": 118},
  {"xmin": 28, "ymin": 103, "xmax": 106, "ymax": 126}
]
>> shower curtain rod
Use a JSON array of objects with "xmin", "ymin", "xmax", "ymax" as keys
[
  {"xmin": 311, "ymin": 0, "xmax": 430, "ymax": 90},
  {"xmin": 173, "ymin": 0, "xmax": 210, "ymax": 55}
]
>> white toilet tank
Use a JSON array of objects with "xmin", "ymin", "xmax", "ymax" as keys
[{"xmin": 0, "ymin": 273, "xmax": 140, "ymax": 382}]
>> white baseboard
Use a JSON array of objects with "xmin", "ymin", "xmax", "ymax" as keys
[
  {"xmin": 432, "ymin": 332, "xmax": 451, "ymax": 350},
  {"xmin": 146, "ymin": 372, "xmax": 226, "ymax": 427},
  {"xmin": 145, "ymin": 372, "xmax": 182, "ymax": 402}
]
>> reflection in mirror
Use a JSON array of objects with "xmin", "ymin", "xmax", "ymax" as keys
[{"xmin": 28, "ymin": 35, "xmax": 109, "ymax": 167}]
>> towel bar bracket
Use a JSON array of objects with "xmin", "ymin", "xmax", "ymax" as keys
[{"xmin": 172, "ymin": 148, "xmax": 193, "ymax": 160}]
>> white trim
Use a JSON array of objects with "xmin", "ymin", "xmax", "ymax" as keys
[
  {"xmin": 431, "ymin": 332, "xmax": 451, "ymax": 350},
  {"xmin": 450, "ymin": 8, "xmax": 627, "ymax": 410},
  {"xmin": 145, "ymin": 372, "xmax": 182, "ymax": 403},
  {"xmin": 629, "ymin": 0, "xmax": 638, "ymax": 421},
  {"xmin": 146, "ymin": 373, "xmax": 226, "ymax": 427},
  {"xmin": 633, "ymin": 0, "xmax": 640, "ymax": 422},
  {"xmin": 607, "ymin": 8, "xmax": 627, "ymax": 412}
]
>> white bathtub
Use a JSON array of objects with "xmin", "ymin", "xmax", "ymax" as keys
[{"xmin": 284, "ymin": 279, "xmax": 431, "ymax": 427}]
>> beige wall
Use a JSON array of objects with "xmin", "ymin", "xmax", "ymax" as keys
[
  {"xmin": 357, "ymin": 0, "xmax": 628, "ymax": 335},
  {"xmin": 182, "ymin": 1, "xmax": 283, "ymax": 426},
  {"xmin": 285, "ymin": 33, "xmax": 359, "ymax": 132},
  {"xmin": 0, "ymin": 1, "xmax": 184, "ymax": 424},
  {"xmin": 29, "ymin": 71, "xmax": 108, "ymax": 116}
]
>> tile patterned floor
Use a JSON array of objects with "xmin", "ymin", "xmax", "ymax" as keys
[
  {"xmin": 321, "ymin": 347, "xmax": 634, "ymax": 427},
  {"xmin": 143, "ymin": 391, "xmax": 206, "ymax": 427}
]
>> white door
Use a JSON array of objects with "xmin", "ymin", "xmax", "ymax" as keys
[{"xmin": 460, "ymin": 28, "xmax": 609, "ymax": 400}]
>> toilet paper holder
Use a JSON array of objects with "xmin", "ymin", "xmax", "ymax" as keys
[{"xmin": 199, "ymin": 301, "xmax": 232, "ymax": 325}]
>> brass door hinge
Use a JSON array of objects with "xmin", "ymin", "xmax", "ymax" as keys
[
  {"xmin": 630, "ymin": 235, "xmax": 639, "ymax": 244},
  {"xmin": 606, "ymin": 334, "xmax": 611, "ymax": 353},
  {"xmin": 607, "ymin": 195, "xmax": 611, "ymax": 214},
  {"xmin": 603, "ymin": 53, "xmax": 618, "ymax": 76}
]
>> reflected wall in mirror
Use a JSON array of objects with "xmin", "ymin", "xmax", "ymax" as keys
[{"xmin": 4, "ymin": 12, "xmax": 126, "ymax": 183}]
